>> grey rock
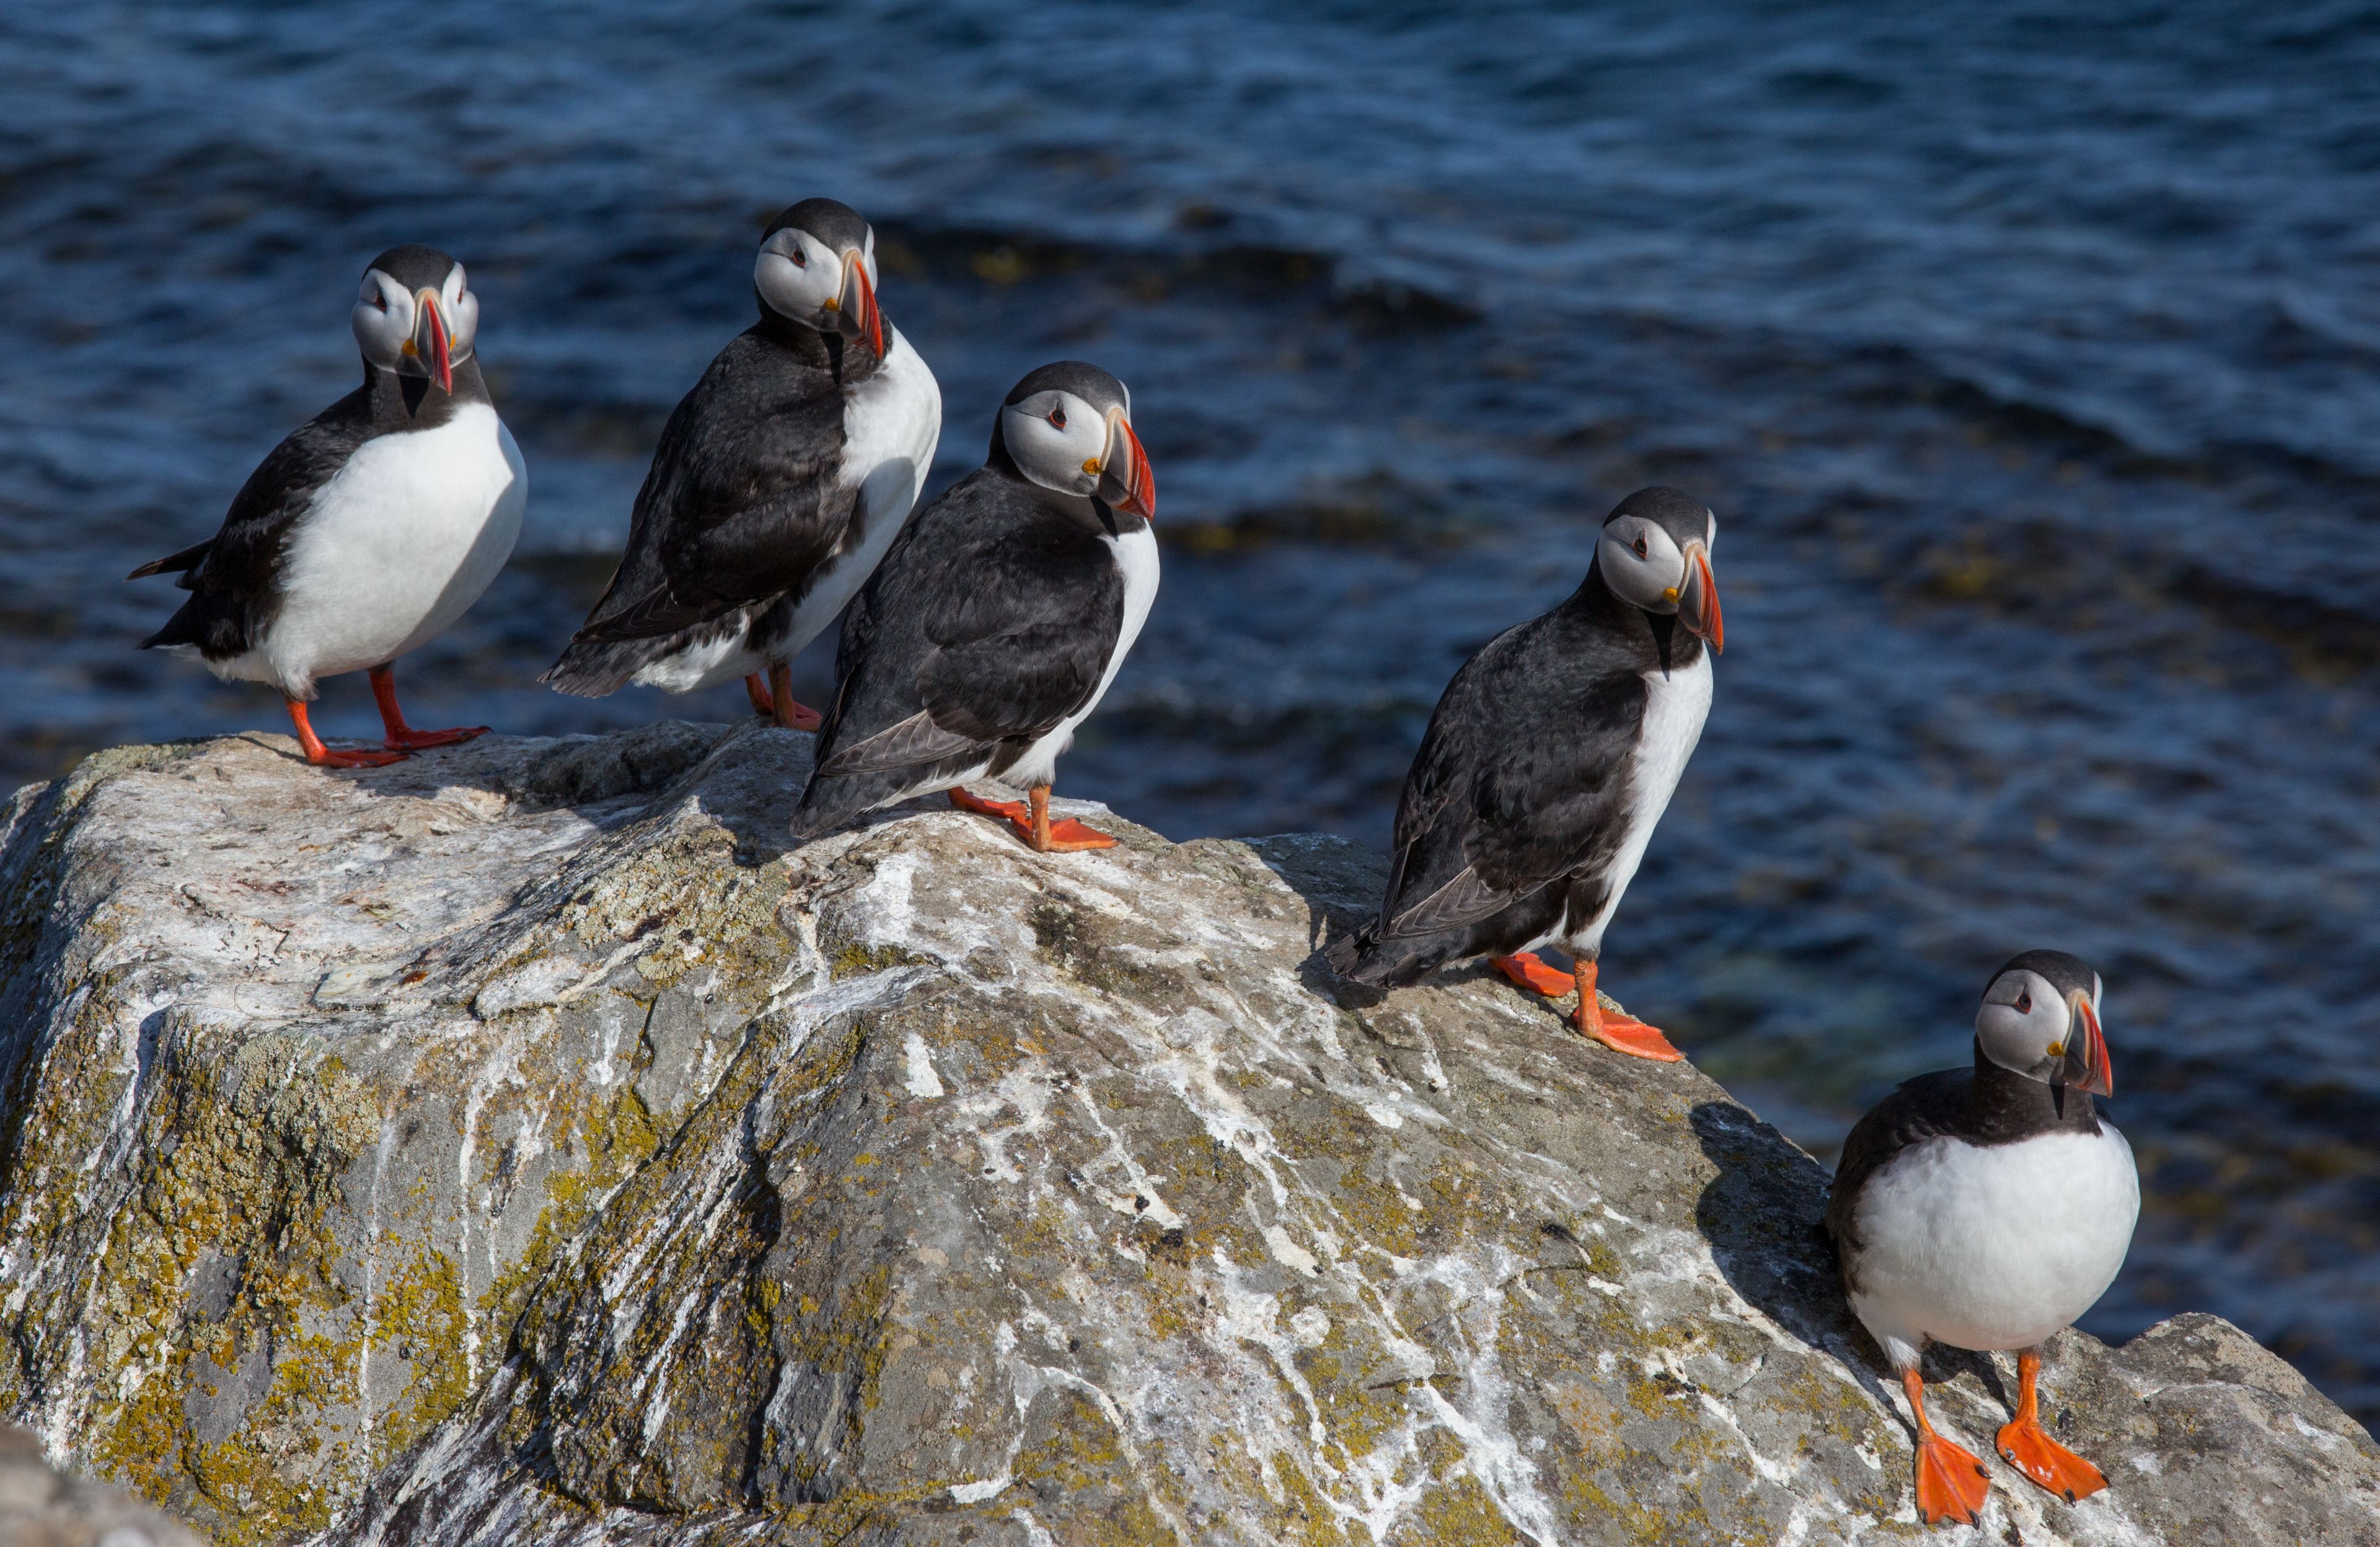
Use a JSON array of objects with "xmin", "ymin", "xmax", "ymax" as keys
[{"xmin": 0, "ymin": 725, "xmax": 2371, "ymax": 1546}]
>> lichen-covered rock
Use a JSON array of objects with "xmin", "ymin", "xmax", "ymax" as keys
[
  {"xmin": 0, "ymin": 1420, "xmax": 206, "ymax": 1546},
  {"xmin": 0, "ymin": 725, "xmax": 2371, "ymax": 1546}
]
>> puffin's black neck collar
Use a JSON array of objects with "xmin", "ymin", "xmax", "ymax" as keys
[{"xmin": 1967, "ymin": 1041, "xmax": 2102, "ymax": 1140}]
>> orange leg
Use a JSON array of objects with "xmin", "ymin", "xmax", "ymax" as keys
[
  {"xmin": 766, "ymin": 664, "xmax": 822, "ymax": 731},
  {"xmin": 744, "ymin": 672, "xmax": 775, "ymax": 716},
  {"xmin": 948, "ymin": 785, "xmax": 1116, "ymax": 853},
  {"xmin": 368, "ymin": 665, "xmax": 487, "ymax": 751},
  {"xmin": 1903, "ymin": 1368, "xmax": 1993, "ymax": 1526},
  {"xmin": 285, "ymin": 698, "xmax": 405, "ymax": 768},
  {"xmin": 1572, "ymin": 960, "xmax": 1685, "ymax": 1061},
  {"xmin": 1996, "ymin": 1349, "xmax": 2107, "ymax": 1504}
]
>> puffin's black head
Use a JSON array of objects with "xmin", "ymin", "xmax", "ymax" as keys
[
  {"xmin": 754, "ymin": 198, "xmax": 883, "ymax": 356},
  {"xmin": 352, "ymin": 245, "xmax": 477, "ymax": 393},
  {"xmin": 993, "ymin": 361, "xmax": 1155, "ymax": 521},
  {"xmin": 1977, "ymin": 950, "xmax": 2112, "ymax": 1096},
  {"xmin": 1596, "ymin": 486, "xmax": 1722, "ymax": 653}
]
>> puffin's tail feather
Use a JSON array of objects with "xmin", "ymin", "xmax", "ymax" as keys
[{"xmin": 128, "ymin": 538, "xmax": 214, "ymax": 583}]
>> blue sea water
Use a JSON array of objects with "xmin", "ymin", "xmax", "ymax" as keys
[{"xmin": 2, "ymin": 1, "xmax": 2377, "ymax": 1421}]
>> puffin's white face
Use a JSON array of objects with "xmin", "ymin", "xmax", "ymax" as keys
[
  {"xmin": 1001, "ymin": 388, "xmax": 1155, "ymax": 518},
  {"xmin": 1598, "ymin": 506, "xmax": 1723, "ymax": 648},
  {"xmin": 754, "ymin": 224, "xmax": 882, "ymax": 353},
  {"xmin": 1977, "ymin": 967, "xmax": 2112, "ymax": 1093},
  {"xmin": 351, "ymin": 263, "xmax": 477, "ymax": 390}
]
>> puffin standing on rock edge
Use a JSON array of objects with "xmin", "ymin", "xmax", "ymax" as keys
[
  {"xmin": 130, "ymin": 245, "xmax": 525, "ymax": 767},
  {"xmin": 541, "ymin": 198, "xmax": 941, "ymax": 729},
  {"xmin": 792, "ymin": 361, "xmax": 1155, "ymax": 853},
  {"xmin": 1326, "ymin": 486, "xmax": 1722, "ymax": 1060},
  {"xmin": 1826, "ymin": 950, "xmax": 2138, "ymax": 1527}
]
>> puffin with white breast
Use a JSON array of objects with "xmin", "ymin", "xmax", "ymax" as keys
[
  {"xmin": 1326, "ymin": 486, "xmax": 1722, "ymax": 1060},
  {"xmin": 1827, "ymin": 950, "xmax": 2137, "ymax": 1526},
  {"xmin": 131, "ymin": 245, "xmax": 525, "ymax": 766},
  {"xmin": 792, "ymin": 361, "xmax": 1155, "ymax": 852},
  {"xmin": 541, "ymin": 198, "xmax": 941, "ymax": 728}
]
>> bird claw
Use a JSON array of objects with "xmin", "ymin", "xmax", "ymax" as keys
[{"xmin": 1580, "ymin": 1003, "xmax": 1686, "ymax": 1062}]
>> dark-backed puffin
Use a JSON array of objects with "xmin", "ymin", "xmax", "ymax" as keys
[
  {"xmin": 791, "ymin": 361, "xmax": 1156, "ymax": 852},
  {"xmin": 130, "ymin": 245, "xmax": 524, "ymax": 767},
  {"xmin": 1325, "ymin": 487, "xmax": 1722, "ymax": 1060},
  {"xmin": 540, "ymin": 198, "xmax": 941, "ymax": 728},
  {"xmin": 1826, "ymin": 950, "xmax": 2136, "ymax": 1526}
]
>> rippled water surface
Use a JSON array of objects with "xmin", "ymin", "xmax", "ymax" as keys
[{"xmin": 5, "ymin": 1, "xmax": 2378, "ymax": 1421}]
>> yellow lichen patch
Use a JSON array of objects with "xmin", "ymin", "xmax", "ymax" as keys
[
  {"xmin": 368, "ymin": 1246, "xmax": 469, "ymax": 1464},
  {"xmin": 1007, "ymin": 1390, "xmax": 1181, "ymax": 1547},
  {"xmin": 1388, "ymin": 1471, "xmax": 1528, "ymax": 1547}
]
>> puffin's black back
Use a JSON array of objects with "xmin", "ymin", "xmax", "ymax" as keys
[
  {"xmin": 542, "ymin": 305, "xmax": 891, "ymax": 690},
  {"xmin": 1325, "ymin": 557, "xmax": 1708, "ymax": 985},
  {"xmin": 792, "ymin": 466, "xmax": 1127, "ymax": 835}
]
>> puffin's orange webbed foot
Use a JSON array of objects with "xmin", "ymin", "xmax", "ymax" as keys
[
  {"xmin": 1997, "ymin": 1351, "xmax": 2107, "ymax": 1504},
  {"xmin": 1491, "ymin": 952, "xmax": 1576, "ymax": 997},
  {"xmin": 1570, "ymin": 959, "xmax": 1686, "ymax": 1061},
  {"xmin": 767, "ymin": 664, "xmax": 823, "ymax": 730},
  {"xmin": 1582, "ymin": 1001, "xmax": 1686, "ymax": 1062},
  {"xmin": 1996, "ymin": 1416, "xmax": 2107, "ymax": 1504},
  {"xmin": 312, "ymin": 746, "xmax": 408, "ymax": 768},
  {"xmin": 286, "ymin": 697, "xmax": 406, "ymax": 768},
  {"xmin": 368, "ymin": 666, "xmax": 485, "ymax": 752},
  {"xmin": 383, "ymin": 725, "xmax": 487, "ymax": 751},
  {"xmin": 1036, "ymin": 817, "xmax": 1118, "ymax": 853},
  {"xmin": 1914, "ymin": 1431, "xmax": 1993, "ymax": 1525}
]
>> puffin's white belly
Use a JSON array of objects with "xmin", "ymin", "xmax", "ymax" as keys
[
  {"xmin": 1848, "ymin": 1125, "xmax": 2139, "ymax": 1363},
  {"xmin": 223, "ymin": 405, "xmax": 525, "ymax": 697},
  {"xmin": 635, "ymin": 326, "xmax": 941, "ymax": 695},
  {"xmin": 1556, "ymin": 648, "xmax": 1712, "ymax": 955},
  {"xmin": 1003, "ymin": 521, "xmax": 1159, "ymax": 792}
]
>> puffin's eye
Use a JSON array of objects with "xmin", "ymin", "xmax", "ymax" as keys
[
  {"xmin": 2016, "ymin": 992, "xmax": 2032, "ymax": 1013},
  {"xmin": 1632, "ymin": 536, "xmax": 1647, "ymax": 558},
  {"xmin": 1048, "ymin": 408, "xmax": 1067, "ymax": 430},
  {"xmin": 791, "ymin": 249, "xmax": 808, "ymax": 268}
]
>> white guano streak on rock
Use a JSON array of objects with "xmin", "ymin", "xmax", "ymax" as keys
[{"xmin": 902, "ymin": 1031, "xmax": 945, "ymax": 1100}]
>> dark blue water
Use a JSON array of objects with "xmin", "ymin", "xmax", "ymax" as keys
[{"xmin": 4, "ymin": 1, "xmax": 2377, "ymax": 1422}]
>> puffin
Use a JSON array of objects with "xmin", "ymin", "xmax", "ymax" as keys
[
  {"xmin": 130, "ymin": 245, "xmax": 525, "ymax": 767},
  {"xmin": 540, "ymin": 198, "xmax": 941, "ymax": 728},
  {"xmin": 791, "ymin": 361, "xmax": 1155, "ymax": 852},
  {"xmin": 1325, "ymin": 486, "xmax": 1722, "ymax": 1060},
  {"xmin": 1825, "ymin": 950, "xmax": 2137, "ymax": 1527}
]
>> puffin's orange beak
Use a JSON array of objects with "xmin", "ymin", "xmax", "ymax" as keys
[
  {"xmin": 2060, "ymin": 994, "xmax": 2113, "ymax": 1097},
  {"xmin": 1095, "ymin": 413, "xmax": 1155, "ymax": 520},
  {"xmin": 412, "ymin": 289, "xmax": 452, "ymax": 393},
  {"xmin": 1680, "ymin": 541, "xmax": 1722, "ymax": 653},
  {"xmin": 834, "ymin": 252, "xmax": 883, "ymax": 357}
]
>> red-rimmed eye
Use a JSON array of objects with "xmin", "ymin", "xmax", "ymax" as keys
[
  {"xmin": 1048, "ymin": 409, "xmax": 1066, "ymax": 429},
  {"xmin": 2016, "ymin": 992, "xmax": 2032, "ymax": 1013},
  {"xmin": 791, "ymin": 250, "xmax": 807, "ymax": 268},
  {"xmin": 1632, "ymin": 537, "xmax": 1647, "ymax": 557}
]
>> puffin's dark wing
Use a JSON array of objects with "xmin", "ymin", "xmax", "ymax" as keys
[
  {"xmin": 565, "ymin": 335, "xmax": 852, "ymax": 646},
  {"xmin": 796, "ymin": 475, "xmax": 1123, "ymax": 835},
  {"xmin": 134, "ymin": 388, "xmax": 375, "ymax": 656},
  {"xmin": 1823, "ymin": 1070, "xmax": 1970, "ymax": 1263},
  {"xmin": 1375, "ymin": 628, "xmax": 1647, "ymax": 937}
]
